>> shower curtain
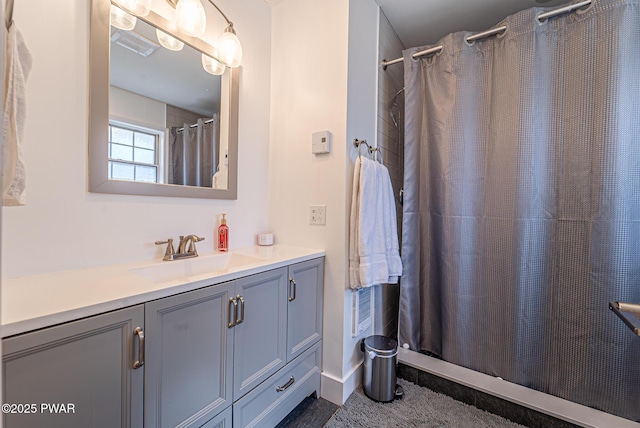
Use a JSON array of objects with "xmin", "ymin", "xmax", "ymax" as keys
[
  {"xmin": 169, "ymin": 116, "xmax": 219, "ymax": 187},
  {"xmin": 399, "ymin": 0, "xmax": 640, "ymax": 420}
]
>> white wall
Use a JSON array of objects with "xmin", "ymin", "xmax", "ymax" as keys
[
  {"xmin": 0, "ymin": 0, "xmax": 6, "ymax": 419},
  {"xmin": 110, "ymin": 86, "xmax": 166, "ymax": 129},
  {"xmin": 2, "ymin": 0, "xmax": 272, "ymax": 278},
  {"xmin": 268, "ymin": 0, "xmax": 350, "ymax": 401},
  {"xmin": 269, "ymin": 0, "xmax": 380, "ymax": 405},
  {"xmin": 344, "ymin": 0, "xmax": 380, "ymax": 383}
]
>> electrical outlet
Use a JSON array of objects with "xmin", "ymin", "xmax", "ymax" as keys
[{"xmin": 310, "ymin": 205, "xmax": 326, "ymax": 225}]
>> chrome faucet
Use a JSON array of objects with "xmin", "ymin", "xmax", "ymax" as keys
[{"xmin": 155, "ymin": 235, "xmax": 205, "ymax": 261}]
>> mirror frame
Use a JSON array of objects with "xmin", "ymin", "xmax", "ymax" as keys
[{"xmin": 89, "ymin": 0, "xmax": 239, "ymax": 199}]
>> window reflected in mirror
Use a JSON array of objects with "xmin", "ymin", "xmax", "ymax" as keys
[{"xmin": 109, "ymin": 18, "xmax": 228, "ymax": 189}]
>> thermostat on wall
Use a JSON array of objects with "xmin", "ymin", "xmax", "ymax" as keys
[{"xmin": 312, "ymin": 131, "xmax": 331, "ymax": 154}]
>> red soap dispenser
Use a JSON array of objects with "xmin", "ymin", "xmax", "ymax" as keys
[{"xmin": 218, "ymin": 213, "xmax": 229, "ymax": 252}]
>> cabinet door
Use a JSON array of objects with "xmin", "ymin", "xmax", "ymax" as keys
[
  {"xmin": 287, "ymin": 258, "xmax": 324, "ymax": 362},
  {"xmin": 199, "ymin": 405, "xmax": 232, "ymax": 428},
  {"xmin": 233, "ymin": 267, "xmax": 288, "ymax": 401},
  {"xmin": 145, "ymin": 282, "xmax": 235, "ymax": 428},
  {"xmin": 3, "ymin": 305, "xmax": 144, "ymax": 428}
]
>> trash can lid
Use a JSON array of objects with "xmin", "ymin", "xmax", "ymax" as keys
[{"xmin": 363, "ymin": 335, "xmax": 398, "ymax": 355}]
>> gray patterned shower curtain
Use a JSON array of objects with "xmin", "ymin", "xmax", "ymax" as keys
[
  {"xmin": 399, "ymin": 0, "xmax": 640, "ymax": 420},
  {"xmin": 169, "ymin": 116, "xmax": 219, "ymax": 187}
]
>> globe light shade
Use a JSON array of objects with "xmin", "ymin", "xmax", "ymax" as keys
[
  {"xmin": 176, "ymin": 0, "xmax": 207, "ymax": 38},
  {"xmin": 156, "ymin": 29, "xmax": 184, "ymax": 51},
  {"xmin": 202, "ymin": 54, "xmax": 226, "ymax": 76},
  {"xmin": 114, "ymin": 0, "xmax": 151, "ymax": 17},
  {"xmin": 218, "ymin": 28, "xmax": 242, "ymax": 68},
  {"xmin": 110, "ymin": 5, "xmax": 137, "ymax": 31}
]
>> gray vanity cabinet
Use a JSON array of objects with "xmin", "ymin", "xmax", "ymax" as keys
[
  {"xmin": 232, "ymin": 258, "xmax": 324, "ymax": 427},
  {"xmin": 286, "ymin": 258, "xmax": 324, "ymax": 362},
  {"xmin": 144, "ymin": 281, "xmax": 235, "ymax": 428},
  {"xmin": 2, "ymin": 305, "xmax": 144, "ymax": 428},
  {"xmin": 2, "ymin": 256, "xmax": 324, "ymax": 428},
  {"xmin": 232, "ymin": 268, "xmax": 288, "ymax": 401}
]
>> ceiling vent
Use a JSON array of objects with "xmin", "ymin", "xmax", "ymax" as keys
[{"xmin": 111, "ymin": 28, "xmax": 160, "ymax": 58}]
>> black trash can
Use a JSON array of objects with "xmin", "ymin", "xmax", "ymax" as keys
[{"xmin": 361, "ymin": 335, "xmax": 399, "ymax": 402}]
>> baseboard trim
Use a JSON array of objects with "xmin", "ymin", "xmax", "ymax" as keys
[
  {"xmin": 398, "ymin": 348, "xmax": 639, "ymax": 428},
  {"xmin": 320, "ymin": 363, "xmax": 362, "ymax": 405}
]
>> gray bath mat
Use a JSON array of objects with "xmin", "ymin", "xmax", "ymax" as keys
[{"xmin": 324, "ymin": 378, "xmax": 524, "ymax": 427}]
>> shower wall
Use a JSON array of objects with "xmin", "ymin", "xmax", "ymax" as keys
[
  {"xmin": 166, "ymin": 105, "xmax": 205, "ymax": 130},
  {"xmin": 373, "ymin": 11, "xmax": 404, "ymax": 338}
]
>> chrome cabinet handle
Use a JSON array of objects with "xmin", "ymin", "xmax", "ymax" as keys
[
  {"xmin": 228, "ymin": 297, "xmax": 237, "ymax": 328},
  {"xmin": 236, "ymin": 295, "xmax": 245, "ymax": 325},
  {"xmin": 133, "ymin": 327, "xmax": 145, "ymax": 369},
  {"xmin": 276, "ymin": 376, "xmax": 295, "ymax": 392},
  {"xmin": 288, "ymin": 278, "xmax": 297, "ymax": 302}
]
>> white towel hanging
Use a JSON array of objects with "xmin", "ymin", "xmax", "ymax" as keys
[
  {"xmin": 349, "ymin": 156, "xmax": 402, "ymax": 288},
  {"xmin": 3, "ymin": 23, "xmax": 33, "ymax": 206}
]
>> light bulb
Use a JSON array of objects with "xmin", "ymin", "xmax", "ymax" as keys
[
  {"xmin": 202, "ymin": 54, "xmax": 226, "ymax": 75},
  {"xmin": 176, "ymin": 0, "xmax": 206, "ymax": 38},
  {"xmin": 156, "ymin": 29, "xmax": 184, "ymax": 51},
  {"xmin": 114, "ymin": 0, "xmax": 151, "ymax": 17},
  {"xmin": 218, "ymin": 28, "xmax": 242, "ymax": 68},
  {"xmin": 110, "ymin": 5, "xmax": 137, "ymax": 31}
]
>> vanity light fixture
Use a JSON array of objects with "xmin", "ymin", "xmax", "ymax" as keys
[
  {"xmin": 166, "ymin": 0, "xmax": 243, "ymax": 67},
  {"xmin": 201, "ymin": 53, "xmax": 226, "ymax": 75},
  {"xmin": 156, "ymin": 28, "xmax": 185, "ymax": 51},
  {"xmin": 110, "ymin": 4, "xmax": 137, "ymax": 31},
  {"xmin": 174, "ymin": 0, "xmax": 207, "ymax": 37},
  {"xmin": 113, "ymin": 0, "xmax": 151, "ymax": 16}
]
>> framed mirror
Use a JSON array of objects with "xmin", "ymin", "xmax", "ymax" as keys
[{"xmin": 89, "ymin": 0, "xmax": 238, "ymax": 199}]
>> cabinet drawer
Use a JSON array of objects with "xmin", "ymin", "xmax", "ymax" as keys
[{"xmin": 233, "ymin": 341, "xmax": 321, "ymax": 428}]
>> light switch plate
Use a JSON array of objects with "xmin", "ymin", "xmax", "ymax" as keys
[{"xmin": 309, "ymin": 205, "xmax": 326, "ymax": 225}]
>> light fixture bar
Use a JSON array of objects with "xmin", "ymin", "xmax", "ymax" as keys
[
  {"xmin": 205, "ymin": 0, "xmax": 232, "ymax": 26},
  {"xmin": 166, "ymin": 0, "xmax": 232, "ymax": 25}
]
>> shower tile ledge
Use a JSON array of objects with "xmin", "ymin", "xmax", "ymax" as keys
[{"xmin": 398, "ymin": 348, "xmax": 639, "ymax": 428}]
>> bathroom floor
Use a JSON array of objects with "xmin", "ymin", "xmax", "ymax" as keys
[
  {"xmin": 276, "ymin": 395, "xmax": 339, "ymax": 428},
  {"xmin": 277, "ymin": 379, "xmax": 532, "ymax": 428}
]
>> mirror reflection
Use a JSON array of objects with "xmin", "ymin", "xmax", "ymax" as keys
[{"xmin": 109, "ymin": 17, "xmax": 228, "ymax": 189}]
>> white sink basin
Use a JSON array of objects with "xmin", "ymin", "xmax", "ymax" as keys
[{"xmin": 131, "ymin": 253, "xmax": 265, "ymax": 283}]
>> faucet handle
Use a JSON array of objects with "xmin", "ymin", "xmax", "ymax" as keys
[
  {"xmin": 187, "ymin": 236, "xmax": 205, "ymax": 253},
  {"xmin": 155, "ymin": 238, "xmax": 175, "ymax": 261}
]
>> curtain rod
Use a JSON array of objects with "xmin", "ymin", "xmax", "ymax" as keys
[
  {"xmin": 176, "ymin": 117, "xmax": 216, "ymax": 133},
  {"xmin": 381, "ymin": 0, "xmax": 592, "ymax": 70}
]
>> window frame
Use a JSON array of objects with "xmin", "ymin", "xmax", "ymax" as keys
[{"xmin": 107, "ymin": 121, "xmax": 164, "ymax": 184}]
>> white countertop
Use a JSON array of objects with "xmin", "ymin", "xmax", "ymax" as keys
[{"xmin": 1, "ymin": 245, "xmax": 325, "ymax": 338}]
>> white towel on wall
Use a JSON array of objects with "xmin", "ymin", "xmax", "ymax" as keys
[
  {"xmin": 3, "ymin": 24, "xmax": 32, "ymax": 206},
  {"xmin": 349, "ymin": 155, "xmax": 402, "ymax": 288},
  {"xmin": 378, "ymin": 161, "xmax": 402, "ymax": 282}
]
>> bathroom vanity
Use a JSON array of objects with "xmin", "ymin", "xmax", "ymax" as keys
[{"xmin": 1, "ymin": 245, "xmax": 324, "ymax": 428}]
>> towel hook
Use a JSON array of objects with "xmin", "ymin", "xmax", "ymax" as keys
[
  {"xmin": 354, "ymin": 139, "xmax": 370, "ymax": 158},
  {"xmin": 354, "ymin": 139, "xmax": 385, "ymax": 164}
]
